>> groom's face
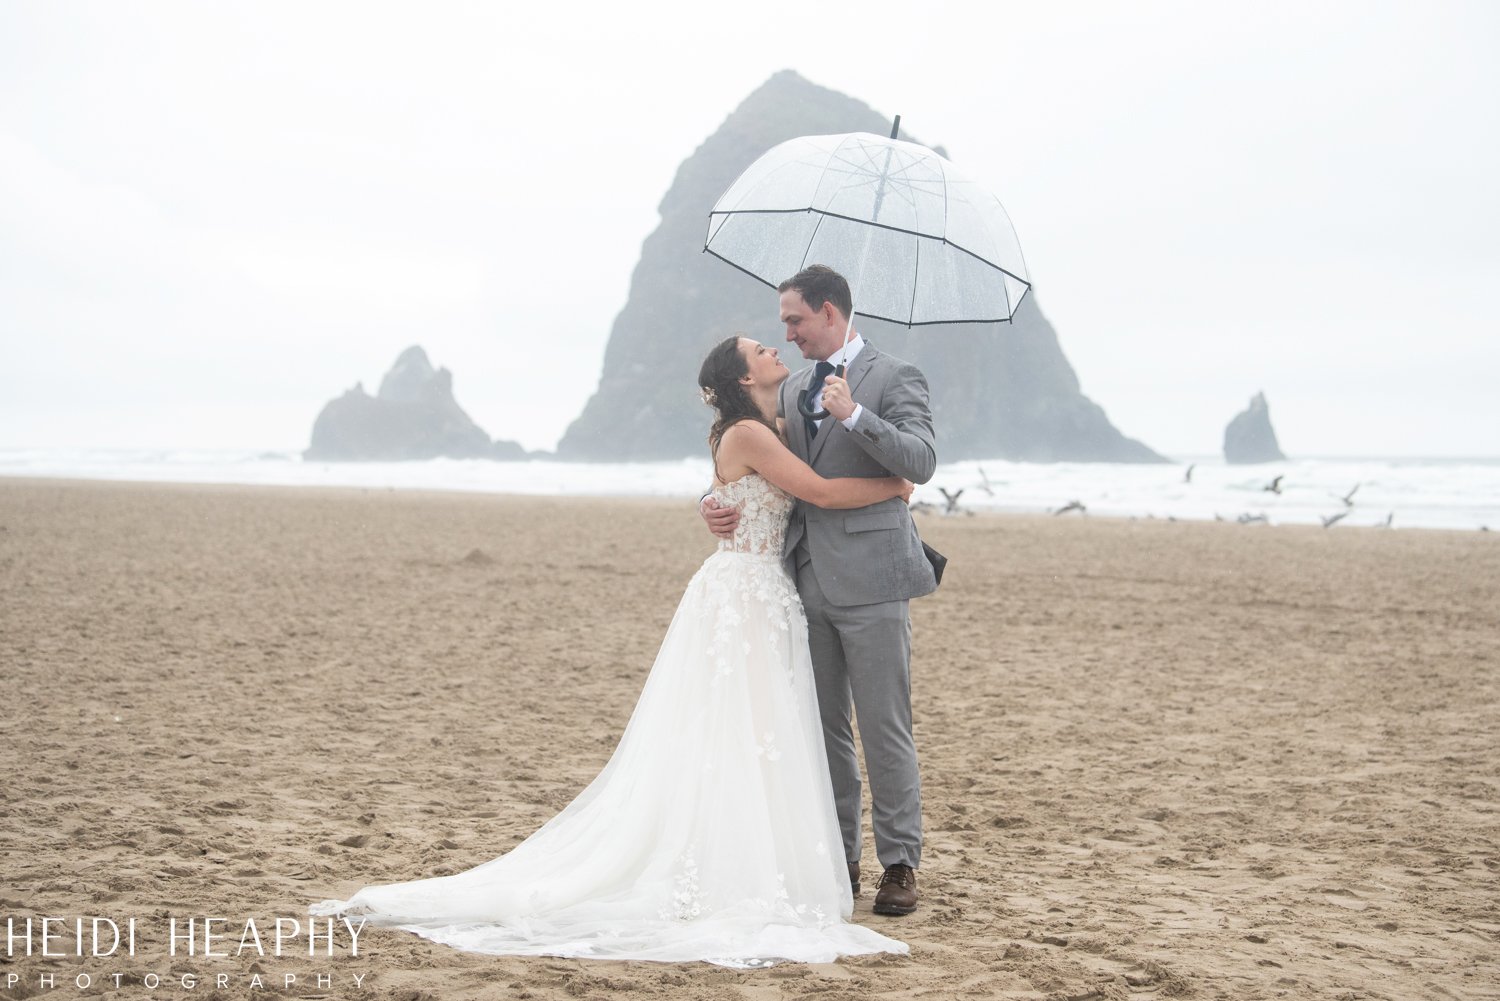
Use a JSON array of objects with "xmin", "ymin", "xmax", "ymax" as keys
[{"xmin": 779, "ymin": 290, "xmax": 842, "ymax": 362}]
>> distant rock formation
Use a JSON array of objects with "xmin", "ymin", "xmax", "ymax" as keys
[
  {"xmin": 1223, "ymin": 392, "xmax": 1286, "ymax": 464},
  {"xmin": 557, "ymin": 69, "xmax": 1164, "ymax": 463},
  {"xmin": 304, "ymin": 346, "xmax": 526, "ymax": 461}
]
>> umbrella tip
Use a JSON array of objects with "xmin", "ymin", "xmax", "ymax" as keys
[{"xmin": 889, "ymin": 114, "xmax": 901, "ymax": 140}]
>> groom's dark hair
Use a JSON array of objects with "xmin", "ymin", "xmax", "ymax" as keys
[{"xmin": 778, "ymin": 265, "xmax": 852, "ymax": 321}]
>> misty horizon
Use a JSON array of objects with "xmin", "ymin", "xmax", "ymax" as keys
[{"xmin": 2, "ymin": 3, "xmax": 1496, "ymax": 458}]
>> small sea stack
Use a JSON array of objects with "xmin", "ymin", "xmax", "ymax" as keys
[
  {"xmin": 1224, "ymin": 392, "xmax": 1287, "ymax": 465},
  {"xmin": 305, "ymin": 346, "xmax": 526, "ymax": 461}
]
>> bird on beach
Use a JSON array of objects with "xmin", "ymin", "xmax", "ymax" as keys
[
  {"xmin": 1263, "ymin": 476, "xmax": 1284, "ymax": 495},
  {"xmin": 1321, "ymin": 511, "xmax": 1348, "ymax": 528},
  {"xmin": 1375, "ymin": 512, "xmax": 1394, "ymax": 528},
  {"xmin": 1331, "ymin": 483, "xmax": 1360, "ymax": 507},
  {"xmin": 975, "ymin": 467, "xmax": 995, "ymax": 496},
  {"xmin": 938, "ymin": 487, "xmax": 965, "ymax": 515},
  {"xmin": 1184, "ymin": 464, "xmax": 1195, "ymax": 484},
  {"xmin": 1237, "ymin": 512, "xmax": 1269, "ymax": 524},
  {"xmin": 1052, "ymin": 500, "xmax": 1087, "ymax": 516}
]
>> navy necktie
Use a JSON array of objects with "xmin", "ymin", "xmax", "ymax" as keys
[{"xmin": 804, "ymin": 361, "xmax": 836, "ymax": 440}]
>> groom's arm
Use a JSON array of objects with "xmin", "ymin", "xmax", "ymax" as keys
[
  {"xmin": 700, "ymin": 493, "xmax": 738, "ymax": 538},
  {"xmin": 844, "ymin": 363, "xmax": 936, "ymax": 484}
]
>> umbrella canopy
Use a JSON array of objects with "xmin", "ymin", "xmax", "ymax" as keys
[{"xmin": 704, "ymin": 131, "xmax": 1031, "ymax": 326}]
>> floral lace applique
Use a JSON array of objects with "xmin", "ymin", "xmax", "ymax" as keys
[
  {"xmin": 755, "ymin": 731, "xmax": 782, "ymax": 762},
  {"xmin": 662, "ymin": 850, "xmax": 705, "ymax": 921},
  {"xmin": 712, "ymin": 474, "xmax": 794, "ymax": 557},
  {"xmin": 705, "ymin": 600, "xmax": 749, "ymax": 685},
  {"xmin": 742, "ymin": 872, "xmax": 816, "ymax": 925}
]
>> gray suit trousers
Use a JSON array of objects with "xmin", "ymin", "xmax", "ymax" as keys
[{"xmin": 797, "ymin": 554, "xmax": 922, "ymax": 870}]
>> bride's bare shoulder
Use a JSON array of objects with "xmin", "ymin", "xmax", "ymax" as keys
[
  {"xmin": 721, "ymin": 418, "xmax": 777, "ymax": 441},
  {"xmin": 721, "ymin": 419, "xmax": 788, "ymax": 455}
]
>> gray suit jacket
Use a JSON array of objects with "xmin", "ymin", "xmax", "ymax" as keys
[{"xmin": 778, "ymin": 344, "xmax": 938, "ymax": 607}]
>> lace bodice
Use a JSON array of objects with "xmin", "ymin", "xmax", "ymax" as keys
[{"xmin": 712, "ymin": 473, "xmax": 794, "ymax": 557}]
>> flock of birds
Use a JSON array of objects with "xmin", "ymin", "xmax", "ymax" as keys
[
  {"xmin": 914, "ymin": 465, "xmax": 1409, "ymax": 529},
  {"xmin": 1233, "ymin": 474, "xmax": 1393, "ymax": 529},
  {"xmin": 911, "ymin": 466, "xmax": 1001, "ymax": 517}
]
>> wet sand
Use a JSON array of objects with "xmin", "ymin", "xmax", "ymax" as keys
[{"xmin": 2, "ymin": 477, "xmax": 1497, "ymax": 1000}]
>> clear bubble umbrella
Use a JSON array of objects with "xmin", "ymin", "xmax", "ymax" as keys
[
  {"xmin": 704, "ymin": 122, "xmax": 1030, "ymax": 328},
  {"xmin": 703, "ymin": 119, "xmax": 1031, "ymax": 417}
]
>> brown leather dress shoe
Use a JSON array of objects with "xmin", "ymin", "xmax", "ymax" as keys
[
  {"xmin": 848, "ymin": 861, "xmax": 861, "ymax": 896},
  {"xmin": 873, "ymin": 863, "xmax": 918, "ymax": 916}
]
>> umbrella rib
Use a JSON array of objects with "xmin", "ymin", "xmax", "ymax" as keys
[
  {"xmin": 816, "ymin": 148, "xmax": 943, "ymax": 211},
  {"xmin": 710, "ymin": 208, "xmax": 1032, "ymax": 287},
  {"xmin": 701, "ymin": 247, "xmax": 781, "ymax": 292},
  {"xmin": 710, "ymin": 235, "xmax": 1025, "ymax": 324},
  {"xmin": 818, "ymin": 160, "xmax": 943, "ymax": 199},
  {"xmin": 816, "ymin": 162, "xmax": 944, "ymax": 192},
  {"xmin": 1009, "ymin": 281, "xmax": 1032, "ymax": 317},
  {"xmin": 804, "ymin": 142, "xmax": 848, "ymax": 218},
  {"xmin": 945, "ymin": 238, "xmax": 1032, "ymax": 287},
  {"xmin": 798, "ymin": 211, "xmax": 827, "ymax": 272},
  {"xmin": 902, "ymin": 311, "xmax": 1020, "ymax": 326},
  {"xmin": 938, "ymin": 154, "xmax": 949, "ymax": 241},
  {"xmin": 908, "ymin": 233, "xmax": 920, "ymax": 327}
]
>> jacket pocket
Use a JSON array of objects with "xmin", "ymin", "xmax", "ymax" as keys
[{"xmin": 844, "ymin": 509, "xmax": 902, "ymax": 533}]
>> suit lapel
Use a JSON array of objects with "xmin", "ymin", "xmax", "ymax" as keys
[
  {"xmin": 847, "ymin": 344, "xmax": 879, "ymax": 396},
  {"xmin": 787, "ymin": 366, "xmax": 816, "ymax": 460}
]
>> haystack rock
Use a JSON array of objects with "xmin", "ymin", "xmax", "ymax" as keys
[
  {"xmin": 1223, "ymin": 392, "xmax": 1287, "ymax": 464},
  {"xmin": 304, "ymin": 346, "xmax": 526, "ymax": 461},
  {"xmin": 557, "ymin": 69, "xmax": 1164, "ymax": 463}
]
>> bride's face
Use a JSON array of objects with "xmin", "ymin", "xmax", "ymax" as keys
[{"xmin": 738, "ymin": 338, "xmax": 789, "ymax": 388}]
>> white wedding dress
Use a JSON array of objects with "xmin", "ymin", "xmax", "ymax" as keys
[{"xmin": 309, "ymin": 473, "xmax": 907, "ymax": 967}]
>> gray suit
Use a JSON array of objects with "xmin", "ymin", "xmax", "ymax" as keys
[{"xmin": 778, "ymin": 343, "xmax": 936, "ymax": 870}]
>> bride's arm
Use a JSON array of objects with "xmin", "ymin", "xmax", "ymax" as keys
[{"xmin": 718, "ymin": 421, "xmax": 911, "ymax": 510}]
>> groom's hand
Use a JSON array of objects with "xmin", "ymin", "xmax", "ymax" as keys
[
  {"xmin": 822, "ymin": 375, "xmax": 855, "ymax": 421},
  {"xmin": 700, "ymin": 497, "xmax": 740, "ymax": 540}
]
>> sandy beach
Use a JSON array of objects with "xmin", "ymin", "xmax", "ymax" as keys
[{"xmin": 2, "ymin": 476, "xmax": 1497, "ymax": 1001}]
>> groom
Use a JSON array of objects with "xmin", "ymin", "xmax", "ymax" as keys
[{"xmin": 702, "ymin": 264, "xmax": 937, "ymax": 916}]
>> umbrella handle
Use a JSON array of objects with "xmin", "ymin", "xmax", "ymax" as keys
[{"xmin": 795, "ymin": 364, "xmax": 846, "ymax": 421}]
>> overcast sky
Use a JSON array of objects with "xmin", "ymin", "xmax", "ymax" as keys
[{"xmin": 2, "ymin": 1, "xmax": 1496, "ymax": 458}]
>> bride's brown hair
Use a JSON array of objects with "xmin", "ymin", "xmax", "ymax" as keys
[{"xmin": 698, "ymin": 335, "xmax": 779, "ymax": 481}]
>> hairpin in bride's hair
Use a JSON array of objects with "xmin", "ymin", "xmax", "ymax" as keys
[{"xmin": 700, "ymin": 386, "xmax": 719, "ymax": 408}]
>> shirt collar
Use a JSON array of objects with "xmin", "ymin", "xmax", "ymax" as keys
[{"xmin": 825, "ymin": 333, "xmax": 866, "ymax": 370}]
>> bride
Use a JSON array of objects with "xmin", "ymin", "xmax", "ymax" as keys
[{"xmin": 309, "ymin": 335, "xmax": 911, "ymax": 967}]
